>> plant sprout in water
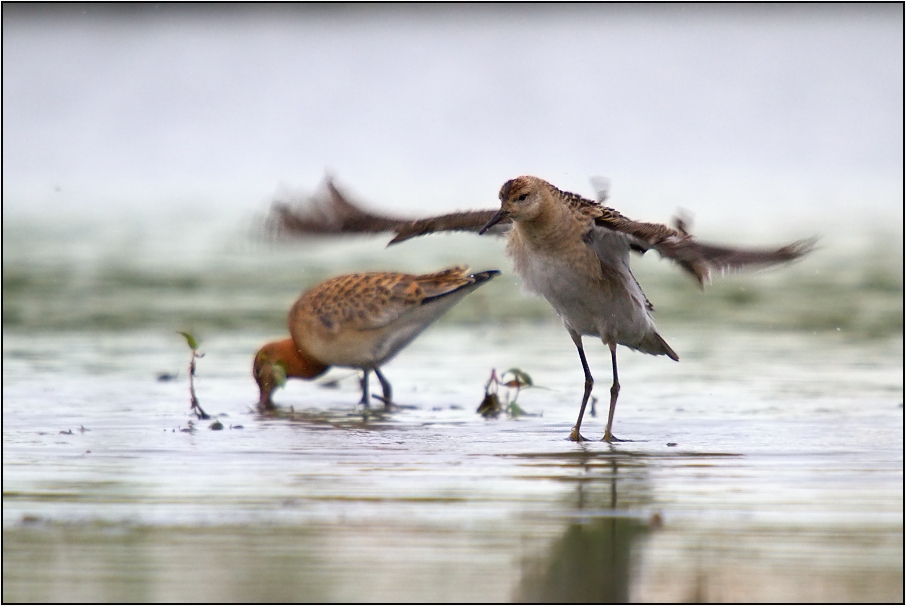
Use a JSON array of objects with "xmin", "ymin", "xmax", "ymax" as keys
[
  {"xmin": 477, "ymin": 368, "xmax": 537, "ymax": 418},
  {"xmin": 178, "ymin": 331, "xmax": 210, "ymax": 420}
]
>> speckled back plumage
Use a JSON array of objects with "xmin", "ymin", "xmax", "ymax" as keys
[
  {"xmin": 298, "ymin": 267, "xmax": 473, "ymax": 331},
  {"xmin": 289, "ymin": 266, "xmax": 499, "ymax": 370}
]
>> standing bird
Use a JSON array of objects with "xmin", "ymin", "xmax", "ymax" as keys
[
  {"xmin": 254, "ymin": 267, "xmax": 500, "ymax": 409},
  {"xmin": 269, "ymin": 176, "xmax": 814, "ymax": 440}
]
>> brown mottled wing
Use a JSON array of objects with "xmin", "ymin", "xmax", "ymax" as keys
[
  {"xmin": 593, "ymin": 208, "xmax": 816, "ymax": 285},
  {"xmin": 267, "ymin": 178, "xmax": 508, "ymax": 244}
]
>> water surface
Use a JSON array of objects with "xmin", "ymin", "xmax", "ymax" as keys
[{"xmin": 3, "ymin": 215, "xmax": 903, "ymax": 602}]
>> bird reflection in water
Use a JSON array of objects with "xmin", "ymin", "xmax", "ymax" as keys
[{"xmin": 513, "ymin": 449, "xmax": 654, "ymax": 603}]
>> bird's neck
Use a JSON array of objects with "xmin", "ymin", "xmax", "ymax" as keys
[
  {"xmin": 272, "ymin": 338, "xmax": 330, "ymax": 379},
  {"xmin": 513, "ymin": 197, "xmax": 586, "ymax": 251}
]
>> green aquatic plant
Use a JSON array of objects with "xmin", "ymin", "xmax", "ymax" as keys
[
  {"xmin": 178, "ymin": 331, "xmax": 210, "ymax": 420},
  {"xmin": 477, "ymin": 368, "xmax": 536, "ymax": 418},
  {"xmin": 502, "ymin": 368, "xmax": 533, "ymax": 388}
]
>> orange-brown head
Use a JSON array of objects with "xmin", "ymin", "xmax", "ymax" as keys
[
  {"xmin": 480, "ymin": 176, "xmax": 549, "ymax": 233},
  {"xmin": 253, "ymin": 338, "xmax": 329, "ymax": 408}
]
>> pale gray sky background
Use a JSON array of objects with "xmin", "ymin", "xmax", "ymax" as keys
[{"xmin": 3, "ymin": 3, "xmax": 902, "ymax": 231}]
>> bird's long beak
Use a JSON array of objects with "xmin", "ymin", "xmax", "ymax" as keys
[{"xmin": 478, "ymin": 208, "xmax": 510, "ymax": 235}]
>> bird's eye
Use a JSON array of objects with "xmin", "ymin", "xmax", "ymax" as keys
[{"xmin": 517, "ymin": 193, "xmax": 528, "ymax": 201}]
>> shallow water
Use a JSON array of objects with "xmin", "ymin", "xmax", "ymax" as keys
[
  {"xmin": 3, "ymin": 319, "xmax": 903, "ymax": 602},
  {"xmin": 3, "ymin": 213, "xmax": 904, "ymax": 602}
]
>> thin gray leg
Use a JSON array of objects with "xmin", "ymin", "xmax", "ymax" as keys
[
  {"xmin": 374, "ymin": 368, "xmax": 393, "ymax": 409},
  {"xmin": 358, "ymin": 371, "xmax": 370, "ymax": 407},
  {"xmin": 569, "ymin": 329, "xmax": 593, "ymax": 442},
  {"xmin": 602, "ymin": 341, "xmax": 622, "ymax": 442}
]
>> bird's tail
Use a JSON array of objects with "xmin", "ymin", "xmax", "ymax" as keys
[{"xmin": 639, "ymin": 331, "xmax": 679, "ymax": 361}]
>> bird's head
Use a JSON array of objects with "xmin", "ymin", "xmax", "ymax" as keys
[
  {"xmin": 253, "ymin": 343, "xmax": 286, "ymax": 408},
  {"xmin": 253, "ymin": 338, "xmax": 328, "ymax": 408},
  {"xmin": 479, "ymin": 176, "xmax": 548, "ymax": 234}
]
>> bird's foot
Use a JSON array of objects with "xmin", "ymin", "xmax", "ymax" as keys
[
  {"xmin": 372, "ymin": 395, "xmax": 396, "ymax": 411},
  {"xmin": 602, "ymin": 431, "xmax": 627, "ymax": 443},
  {"xmin": 569, "ymin": 426, "xmax": 588, "ymax": 442},
  {"xmin": 256, "ymin": 401, "xmax": 277, "ymax": 415}
]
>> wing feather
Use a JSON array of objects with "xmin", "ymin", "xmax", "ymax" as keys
[
  {"xmin": 267, "ymin": 178, "xmax": 508, "ymax": 243},
  {"xmin": 592, "ymin": 209, "xmax": 816, "ymax": 285},
  {"xmin": 268, "ymin": 179, "xmax": 412, "ymax": 237},
  {"xmin": 388, "ymin": 210, "xmax": 508, "ymax": 244}
]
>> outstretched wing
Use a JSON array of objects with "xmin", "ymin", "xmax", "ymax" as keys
[
  {"xmin": 267, "ymin": 178, "xmax": 508, "ymax": 243},
  {"xmin": 268, "ymin": 179, "xmax": 413, "ymax": 237},
  {"xmin": 592, "ymin": 207, "xmax": 817, "ymax": 285},
  {"xmin": 387, "ymin": 209, "xmax": 508, "ymax": 244}
]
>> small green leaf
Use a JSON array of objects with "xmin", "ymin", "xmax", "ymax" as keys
[
  {"xmin": 508, "ymin": 402, "xmax": 527, "ymax": 417},
  {"xmin": 273, "ymin": 361, "xmax": 288, "ymax": 388},
  {"xmin": 504, "ymin": 368, "xmax": 533, "ymax": 387},
  {"xmin": 178, "ymin": 331, "xmax": 198, "ymax": 350}
]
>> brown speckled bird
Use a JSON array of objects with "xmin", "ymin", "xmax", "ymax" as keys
[{"xmin": 254, "ymin": 267, "xmax": 499, "ymax": 408}]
